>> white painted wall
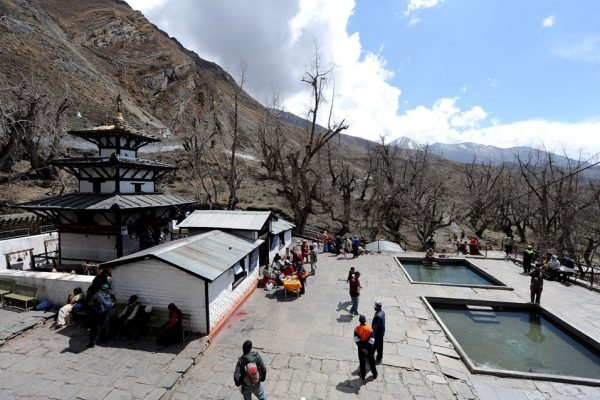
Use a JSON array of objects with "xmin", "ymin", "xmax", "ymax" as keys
[
  {"xmin": 78, "ymin": 180, "xmax": 116, "ymax": 193},
  {"xmin": 208, "ymin": 262, "xmax": 258, "ymax": 331},
  {"xmin": 0, "ymin": 270, "xmax": 93, "ymax": 306},
  {"xmin": 61, "ymin": 233, "xmax": 117, "ymax": 263},
  {"xmin": 111, "ymin": 259, "xmax": 208, "ymax": 333},
  {"xmin": 119, "ymin": 181, "xmax": 154, "ymax": 193},
  {"xmin": 0, "ymin": 233, "xmax": 58, "ymax": 270}
]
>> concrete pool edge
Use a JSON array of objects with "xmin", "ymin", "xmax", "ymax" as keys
[
  {"xmin": 395, "ymin": 256, "xmax": 514, "ymax": 290},
  {"xmin": 421, "ymin": 296, "xmax": 600, "ymax": 387}
]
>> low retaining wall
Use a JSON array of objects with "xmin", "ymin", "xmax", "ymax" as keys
[{"xmin": 0, "ymin": 270, "xmax": 93, "ymax": 307}]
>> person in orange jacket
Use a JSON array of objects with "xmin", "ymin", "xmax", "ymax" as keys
[{"xmin": 354, "ymin": 314, "xmax": 378, "ymax": 380}]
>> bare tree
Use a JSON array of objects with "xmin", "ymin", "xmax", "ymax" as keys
[
  {"xmin": 0, "ymin": 76, "xmax": 70, "ymax": 181},
  {"xmin": 460, "ymin": 159, "xmax": 505, "ymax": 237},
  {"xmin": 259, "ymin": 48, "xmax": 349, "ymax": 234}
]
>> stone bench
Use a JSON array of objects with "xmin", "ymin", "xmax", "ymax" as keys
[
  {"xmin": 4, "ymin": 283, "xmax": 38, "ymax": 310},
  {"xmin": 0, "ymin": 279, "xmax": 15, "ymax": 307},
  {"xmin": 149, "ymin": 308, "xmax": 192, "ymax": 342}
]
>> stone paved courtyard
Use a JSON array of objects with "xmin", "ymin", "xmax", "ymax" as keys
[{"xmin": 1, "ymin": 250, "xmax": 600, "ymax": 399}]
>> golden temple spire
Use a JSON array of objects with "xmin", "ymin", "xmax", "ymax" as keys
[{"xmin": 114, "ymin": 94, "xmax": 125, "ymax": 122}]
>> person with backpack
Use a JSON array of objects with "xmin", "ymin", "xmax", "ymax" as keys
[
  {"xmin": 234, "ymin": 340, "xmax": 267, "ymax": 400},
  {"xmin": 88, "ymin": 283, "xmax": 114, "ymax": 347}
]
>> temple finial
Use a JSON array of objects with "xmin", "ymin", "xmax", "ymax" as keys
[{"xmin": 114, "ymin": 94, "xmax": 124, "ymax": 121}]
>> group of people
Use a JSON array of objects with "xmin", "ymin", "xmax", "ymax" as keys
[
  {"xmin": 523, "ymin": 246, "xmax": 577, "ymax": 305},
  {"xmin": 233, "ymin": 303, "xmax": 385, "ymax": 399},
  {"xmin": 321, "ymin": 231, "xmax": 365, "ymax": 259},
  {"xmin": 52, "ymin": 269, "xmax": 184, "ymax": 348},
  {"xmin": 261, "ymin": 243, "xmax": 316, "ymax": 296}
]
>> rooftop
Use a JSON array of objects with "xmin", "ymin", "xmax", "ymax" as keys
[
  {"xmin": 18, "ymin": 193, "xmax": 193, "ymax": 211},
  {"xmin": 178, "ymin": 210, "xmax": 274, "ymax": 231}
]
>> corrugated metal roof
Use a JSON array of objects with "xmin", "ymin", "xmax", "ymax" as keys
[
  {"xmin": 51, "ymin": 156, "xmax": 176, "ymax": 170},
  {"xmin": 18, "ymin": 193, "xmax": 193, "ymax": 210},
  {"xmin": 178, "ymin": 210, "xmax": 273, "ymax": 231},
  {"xmin": 68, "ymin": 121, "xmax": 160, "ymax": 142},
  {"xmin": 101, "ymin": 230, "xmax": 262, "ymax": 282},
  {"xmin": 271, "ymin": 218, "xmax": 295, "ymax": 235}
]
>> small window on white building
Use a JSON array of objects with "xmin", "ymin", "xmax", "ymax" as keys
[
  {"xmin": 132, "ymin": 183, "xmax": 143, "ymax": 192},
  {"xmin": 232, "ymin": 257, "xmax": 247, "ymax": 289}
]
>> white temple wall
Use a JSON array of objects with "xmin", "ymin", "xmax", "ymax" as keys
[
  {"xmin": 61, "ymin": 233, "xmax": 117, "ymax": 263},
  {"xmin": 119, "ymin": 181, "xmax": 154, "ymax": 193},
  {"xmin": 0, "ymin": 270, "xmax": 93, "ymax": 306}
]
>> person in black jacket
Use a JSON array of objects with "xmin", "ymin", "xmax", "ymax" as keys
[
  {"xmin": 372, "ymin": 302, "xmax": 386, "ymax": 365},
  {"xmin": 234, "ymin": 340, "xmax": 267, "ymax": 400}
]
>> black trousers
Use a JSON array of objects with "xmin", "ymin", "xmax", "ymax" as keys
[
  {"xmin": 374, "ymin": 335, "xmax": 384, "ymax": 362},
  {"xmin": 530, "ymin": 285, "xmax": 542, "ymax": 304},
  {"xmin": 358, "ymin": 348, "xmax": 377, "ymax": 379},
  {"xmin": 89, "ymin": 311, "xmax": 108, "ymax": 344}
]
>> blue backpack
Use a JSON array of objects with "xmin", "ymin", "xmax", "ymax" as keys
[{"xmin": 96, "ymin": 292, "xmax": 114, "ymax": 313}]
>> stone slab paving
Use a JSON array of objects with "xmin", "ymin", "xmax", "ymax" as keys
[
  {"xmin": 1, "ymin": 250, "xmax": 600, "ymax": 399},
  {"xmin": 0, "ymin": 308, "xmax": 209, "ymax": 400},
  {"xmin": 166, "ymin": 251, "xmax": 600, "ymax": 400},
  {"xmin": 0, "ymin": 307, "xmax": 54, "ymax": 345}
]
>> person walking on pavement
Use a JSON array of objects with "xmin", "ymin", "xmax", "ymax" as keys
[
  {"xmin": 354, "ymin": 314, "xmax": 378, "ymax": 381},
  {"xmin": 309, "ymin": 243, "xmax": 318, "ymax": 275},
  {"xmin": 349, "ymin": 271, "xmax": 362, "ymax": 316},
  {"xmin": 372, "ymin": 301, "xmax": 386, "ymax": 364},
  {"xmin": 234, "ymin": 340, "xmax": 267, "ymax": 400}
]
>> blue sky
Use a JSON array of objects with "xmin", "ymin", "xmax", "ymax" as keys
[
  {"xmin": 127, "ymin": 0, "xmax": 600, "ymax": 158},
  {"xmin": 350, "ymin": 0, "xmax": 600, "ymax": 122}
]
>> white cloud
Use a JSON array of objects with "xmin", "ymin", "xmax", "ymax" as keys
[
  {"xmin": 542, "ymin": 15, "xmax": 556, "ymax": 28},
  {"xmin": 126, "ymin": 0, "xmax": 600, "ymax": 159},
  {"xmin": 555, "ymin": 36, "xmax": 600, "ymax": 64},
  {"xmin": 405, "ymin": 0, "xmax": 445, "ymax": 15}
]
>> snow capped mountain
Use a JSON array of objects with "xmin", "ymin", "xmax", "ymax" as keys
[{"xmin": 391, "ymin": 136, "xmax": 585, "ymax": 168}]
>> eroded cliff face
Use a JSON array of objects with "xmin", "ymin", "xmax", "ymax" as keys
[{"xmin": 0, "ymin": 0, "xmax": 272, "ymax": 146}]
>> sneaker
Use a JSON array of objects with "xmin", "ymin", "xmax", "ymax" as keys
[
  {"xmin": 375, "ymin": 359, "xmax": 382, "ymax": 365},
  {"xmin": 373, "ymin": 373, "xmax": 378, "ymax": 379},
  {"xmin": 86, "ymin": 342, "xmax": 95, "ymax": 348}
]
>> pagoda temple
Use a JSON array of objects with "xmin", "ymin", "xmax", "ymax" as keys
[{"xmin": 18, "ymin": 97, "xmax": 193, "ymax": 268}]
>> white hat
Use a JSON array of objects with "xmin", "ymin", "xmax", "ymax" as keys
[{"xmin": 145, "ymin": 305, "xmax": 153, "ymax": 313}]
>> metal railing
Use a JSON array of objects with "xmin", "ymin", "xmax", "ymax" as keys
[{"xmin": 0, "ymin": 228, "xmax": 29, "ymax": 240}]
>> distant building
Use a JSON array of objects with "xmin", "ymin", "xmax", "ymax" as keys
[
  {"xmin": 17, "ymin": 97, "xmax": 193, "ymax": 269},
  {"xmin": 178, "ymin": 210, "xmax": 294, "ymax": 266},
  {"xmin": 101, "ymin": 230, "xmax": 261, "ymax": 334}
]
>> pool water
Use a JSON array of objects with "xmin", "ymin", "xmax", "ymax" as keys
[
  {"xmin": 400, "ymin": 261, "xmax": 497, "ymax": 286},
  {"xmin": 435, "ymin": 307, "xmax": 600, "ymax": 379}
]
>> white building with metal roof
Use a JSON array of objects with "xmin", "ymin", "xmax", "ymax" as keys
[
  {"xmin": 179, "ymin": 210, "xmax": 295, "ymax": 266},
  {"xmin": 101, "ymin": 230, "xmax": 261, "ymax": 334}
]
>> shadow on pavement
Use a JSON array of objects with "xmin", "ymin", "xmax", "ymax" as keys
[
  {"xmin": 336, "ymin": 301, "xmax": 352, "ymax": 312},
  {"xmin": 336, "ymin": 314, "xmax": 354, "ymax": 323},
  {"xmin": 54, "ymin": 324, "xmax": 185, "ymax": 354},
  {"xmin": 264, "ymin": 288, "xmax": 300, "ymax": 302},
  {"xmin": 335, "ymin": 377, "xmax": 365, "ymax": 394}
]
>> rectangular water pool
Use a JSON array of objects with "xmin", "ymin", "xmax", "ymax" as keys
[
  {"xmin": 396, "ymin": 257, "xmax": 510, "ymax": 289},
  {"xmin": 425, "ymin": 298, "xmax": 600, "ymax": 385}
]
